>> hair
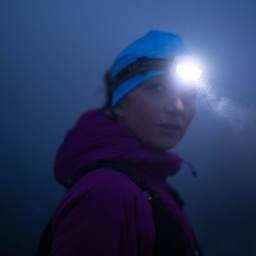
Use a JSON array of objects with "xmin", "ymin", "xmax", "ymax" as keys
[{"xmin": 97, "ymin": 69, "xmax": 117, "ymax": 120}]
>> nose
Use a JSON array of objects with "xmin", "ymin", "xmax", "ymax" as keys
[{"xmin": 165, "ymin": 95, "xmax": 185, "ymax": 113}]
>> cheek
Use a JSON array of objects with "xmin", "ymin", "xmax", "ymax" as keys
[
  {"xmin": 126, "ymin": 94, "xmax": 153, "ymax": 120},
  {"xmin": 125, "ymin": 99, "xmax": 158, "ymax": 137},
  {"xmin": 183, "ymin": 103, "xmax": 196, "ymax": 128},
  {"xmin": 130, "ymin": 104, "xmax": 154, "ymax": 130}
]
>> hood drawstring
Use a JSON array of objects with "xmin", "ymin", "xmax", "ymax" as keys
[{"xmin": 181, "ymin": 159, "xmax": 198, "ymax": 177}]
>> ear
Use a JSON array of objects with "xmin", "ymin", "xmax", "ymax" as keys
[{"xmin": 113, "ymin": 100, "xmax": 125, "ymax": 117}]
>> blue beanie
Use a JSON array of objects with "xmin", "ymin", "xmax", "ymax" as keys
[{"xmin": 110, "ymin": 30, "xmax": 189, "ymax": 107}]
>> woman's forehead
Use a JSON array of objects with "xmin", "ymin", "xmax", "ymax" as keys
[{"xmin": 139, "ymin": 74, "xmax": 179, "ymax": 87}]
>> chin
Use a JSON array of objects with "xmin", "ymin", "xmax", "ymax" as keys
[
  {"xmin": 160, "ymin": 143, "xmax": 178, "ymax": 151},
  {"xmin": 147, "ymin": 139, "xmax": 180, "ymax": 151},
  {"xmin": 158, "ymin": 135, "xmax": 183, "ymax": 150}
]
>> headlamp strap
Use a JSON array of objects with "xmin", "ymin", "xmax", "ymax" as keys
[{"xmin": 111, "ymin": 56, "xmax": 174, "ymax": 91}]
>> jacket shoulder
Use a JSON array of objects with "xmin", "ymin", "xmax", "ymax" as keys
[
  {"xmin": 53, "ymin": 167, "xmax": 152, "ymax": 222},
  {"xmin": 72, "ymin": 167, "xmax": 144, "ymax": 199},
  {"xmin": 51, "ymin": 167, "xmax": 155, "ymax": 255}
]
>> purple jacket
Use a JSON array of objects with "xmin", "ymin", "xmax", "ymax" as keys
[{"xmin": 50, "ymin": 110, "xmax": 196, "ymax": 256}]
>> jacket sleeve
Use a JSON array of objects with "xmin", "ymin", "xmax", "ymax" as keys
[{"xmin": 50, "ymin": 169, "xmax": 155, "ymax": 256}]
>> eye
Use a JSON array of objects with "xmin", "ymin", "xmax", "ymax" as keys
[
  {"xmin": 146, "ymin": 83, "xmax": 164, "ymax": 92},
  {"xmin": 180, "ymin": 86, "xmax": 197, "ymax": 100}
]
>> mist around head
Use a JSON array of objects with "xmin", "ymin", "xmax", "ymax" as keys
[{"xmin": 196, "ymin": 77, "xmax": 256, "ymax": 145}]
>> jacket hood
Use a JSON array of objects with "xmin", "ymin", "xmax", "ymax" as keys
[{"xmin": 54, "ymin": 110, "xmax": 182, "ymax": 187}]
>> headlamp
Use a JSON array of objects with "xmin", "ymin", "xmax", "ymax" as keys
[
  {"xmin": 176, "ymin": 64, "xmax": 203, "ymax": 81},
  {"xmin": 170, "ymin": 56, "xmax": 203, "ymax": 82},
  {"xmin": 111, "ymin": 56, "xmax": 203, "ymax": 90}
]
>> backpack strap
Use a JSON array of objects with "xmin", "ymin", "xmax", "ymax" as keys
[{"xmin": 36, "ymin": 218, "xmax": 53, "ymax": 256}]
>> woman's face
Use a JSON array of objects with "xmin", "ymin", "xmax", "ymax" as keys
[{"xmin": 114, "ymin": 74, "xmax": 197, "ymax": 150}]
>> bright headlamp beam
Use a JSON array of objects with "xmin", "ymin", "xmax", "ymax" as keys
[
  {"xmin": 170, "ymin": 55, "xmax": 203, "ymax": 83},
  {"xmin": 175, "ymin": 62, "xmax": 203, "ymax": 81}
]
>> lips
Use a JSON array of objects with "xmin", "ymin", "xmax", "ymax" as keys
[{"xmin": 156, "ymin": 123, "xmax": 182, "ymax": 132}]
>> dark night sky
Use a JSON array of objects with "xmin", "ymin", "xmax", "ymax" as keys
[{"xmin": 1, "ymin": 1, "xmax": 256, "ymax": 255}]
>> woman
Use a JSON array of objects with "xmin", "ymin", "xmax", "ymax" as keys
[{"xmin": 44, "ymin": 30, "xmax": 204, "ymax": 255}]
